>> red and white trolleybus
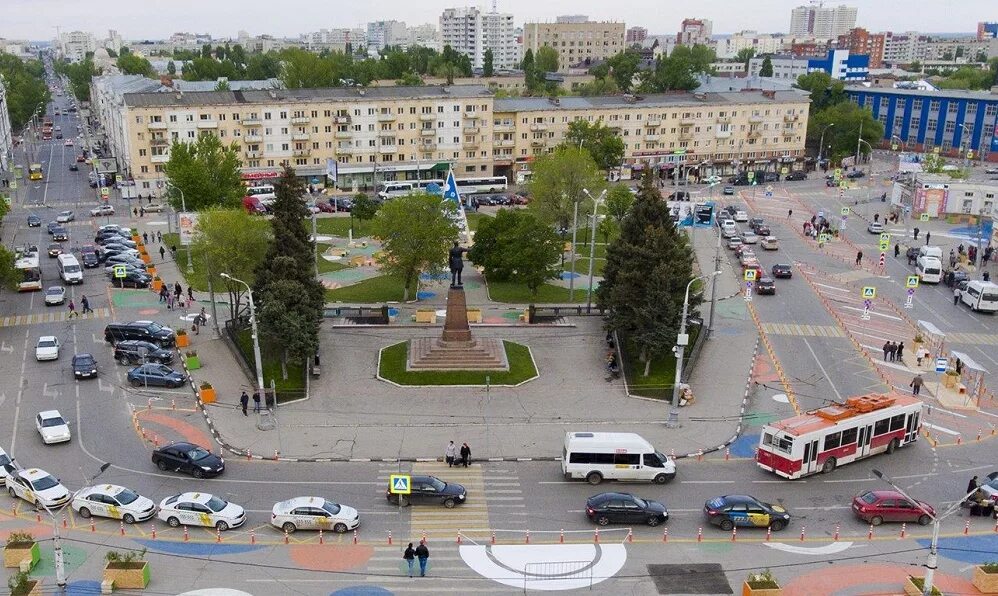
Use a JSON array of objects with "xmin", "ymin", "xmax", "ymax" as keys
[{"xmin": 756, "ymin": 393, "xmax": 923, "ymax": 479}]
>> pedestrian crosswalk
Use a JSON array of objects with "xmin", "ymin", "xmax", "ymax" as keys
[
  {"xmin": 947, "ymin": 332, "xmax": 998, "ymax": 346},
  {"xmin": 0, "ymin": 307, "xmax": 110, "ymax": 328},
  {"xmin": 761, "ymin": 323, "xmax": 846, "ymax": 338},
  {"xmin": 410, "ymin": 462, "xmax": 491, "ymax": 543}
]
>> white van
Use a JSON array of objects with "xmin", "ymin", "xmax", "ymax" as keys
[
  {"xmin": 56, "ymin": 254, "xmax": 83, "ymax": 284},
  {"xmin": 916, "ymin": 256, "xmax": 942, "ymax": 283},
  {"xmin": 961, "ymin": 280, "xmax": 998, "ymax": 313},
  {"xmin": 918, "ymin": 246, "xmax": 943, "ymax": 260},
  {"xmin": 562, "ymin": 432, "xmax": 676, "ymax": 485},
  {"xmin": 246, "ymin": 184, "xmax": 276, "ymax": 206}
]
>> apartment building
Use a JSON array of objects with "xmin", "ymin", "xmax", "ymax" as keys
[
  {"xmin": 677, "ymin": 19, "xmax": 713, "ymax": 47},
  {"xmin": 115, "ymin": 85, "xmax": 496, "ymax": 193},
  {"xmin": 440, "ymin": 7, "xmax": 518, "ymax": 71},
  {"xmin": 493, "ymin": 90, "xmax": 811, "ymax": 182},
  {"xmin": 523, "ymin": 19, "xmax": 626, "ymax": 72},
  {"xmin": 626, "ymin": 27, "xmax": 648, "ymax": 46},
  {"xmin": 837, "ymin": 28, "xmax": 885, "ymax": 69},
  {"xmin": 789, "ymin": 4, "xmax": 857, "ymax": 39},
  {"xmin": 367, "ymin": 21, "xmax": 408, "ymax": 51},
  {"xmin": 881, "ymin": 32, "xmax": 931, "ymax": 65},
  {"xmin": 58, "ymin": 30, "xmax": 97, "ymax": 62},
  {"xmin": 0, "ymin": 76, "xmax": 13, "ymax": 174}
]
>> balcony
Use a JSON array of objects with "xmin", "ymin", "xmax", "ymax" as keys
[
  {"xmin": 334, "ymin": 130, "xmax": 352, "ymax": 139},
  {"xmin": 748, "ymin": 115, "xmax": 764, "ymax": 124},
  {"xmin": 462, "ymin": 141, "xmax": 479, "ymax": 150},
  {"xmin": 378, "ymin": 145, "xmax": 397, "ymax": 154},
  {"xmin": 196, "ymin": 120, "xmax": 218, "ymax": 129},
  {"xmin": 292, "ymin": 133, "xmax": 310, "ymax": 141},
  {"xmin": 147, "ymin": 121, "xmax": 167, "ymax": 130},
  {"xmin": 464, "ymin": 126, "xmax": 481, "ymax": 135},
  {"xmin": 644, "ymin": 118, "xmax": 661, "ymax": 127},
  {"xmin": 151, "ymin": 154, "xmax": 169, "ymax": 163},
  {"xmin": 291, "ymin": 116, "xmax": 310, "ymax": 125},
  {"xmin": 530, "ymin": 139, "xmax": 546, "ymax": 147},
  {"xmin": 241, "ymin": 118, "xmax": 262, "ymax": 127},
  {"xmin": 783, "ymin": 114, "xmax": 799, "ymax": 123},
  {"xmin": 679, "ymin": 118, "xmax": 695, "ymax": 126},
  {"xmin": 496, "ymin": 139, "xmax": 515, "ymax": 147},
  {"xmin": 292, "ymin": 149, "xmax": 310, "ymax": 157},
  {"xmin": 333, "ymin": 116, "xmax": 351, "ymax": 124},
  {"xmin": 420, "ymin": 129, "xmax": 436, "ymax": 136},
  {"xmin": 419, "ymin": 114, "xmax": 437, "ymax": 122},
  {"xmin": 715, "ymin": 129, "xmax": 732, "ymax": 139},
  {"xmin": 494, "ymin": 123, "xmax": 515, "ymax": 131},
  {"xmin": 245, "ymin": 151, "xmax": 262, "ymax": 159},
  {"xmin": 716, "ymin": 116, "xmax": 731, "ymax": 124},
  {"xmin": 243, "ymin": 134, "xmax": 263, "ymax": 143},
  {"xmin": 150, "ymin": 138, "xmax": 169, "ymax": 147},
  {"xmin": 463, "ymin": 111, "xmax": 479, "ymax": 118},
  {"xmin": 418, "ymin": 143, "xmax": 437, "ymax": 152},
  {"xmin": 336, "ymin": 145, "xmax": 355, "ymax": 155},
  {"xmin": 747, "ymin": 128, "xmax": 762, "ymax": 138},
  {"xmin": 529, "ymin": 123, "xmax": 548, "ymax": 132},
  {"xmin": 644, "ymin": 134, "xmax": 659, "ymax": 142},
  {"xmin": 377, "ymin": 112, "xmax": 397, "ymax": 122}
]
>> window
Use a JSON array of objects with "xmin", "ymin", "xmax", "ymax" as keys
[
  {"xmin": 840, "ymin": 427, "xmax": 858, "ymax": 446},
  {"xmin": 613, "ymin": 453, "xmax": 640, "ymax": 466},
  {"xmin": 824, "ymin": 432, "xmax": 842, "ymax": 451},
  {"xmin": 873, "ymin": 418, "xmax": 891, "ymax": 436},
  {"xmin": 889, "ymin": 414, "xmax": 906, "ymax": 432},
  {"xmin": 568, "ymin": 452, "xmax": 614, "ymax": 465}
]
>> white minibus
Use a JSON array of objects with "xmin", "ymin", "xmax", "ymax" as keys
[
  {"xmin": 562, "ymin": 432, "xmax": 676, "ymax": 485},
  {"xmin": 916, "ymin": 256, "xmax": 942, "ymax": 283},
  {"xmin": 57, "ymin": 254, "xmax": 83, "ymax": 284},
  {"xmin": 961, "ymin": 280, "xmax": 998, "ymax": 313}
]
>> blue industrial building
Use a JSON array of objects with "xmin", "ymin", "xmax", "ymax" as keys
[{"xmin": 845, "ymin": 87, "xmax": 998, "ymax": 162}]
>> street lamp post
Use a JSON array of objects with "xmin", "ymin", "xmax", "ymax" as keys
[
  {"xmin": 667, "ymin": 271, "xmax": 720, "ymax": 427},
  {"xmin": 41, "ymin": 462, "xmax": 110, "ymax": 587},
  {"xmin": 871, "ymin": 468, "xmax": 984, "ymax": 596},
  {"xmin": 164, "ymin": 180, "xmax": 193, "ymax": 273},
  {"xmin": 582, "ymin": 188, "xmax": 607, "ymax": 312},
  {"xmin": 221, "ymin": 273, "xmax": 266, "ymax": 418},
  {"xmin": 568, "ymin": 195, "xmax": 579, "ymax": 301},
  {"xmin": 818, "ymin": 123, "xmax": 835, "ymax": 164}
]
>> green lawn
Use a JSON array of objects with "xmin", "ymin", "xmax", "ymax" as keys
[
  {"xmin": 487, "ymin": 280, "xmax": 587, "ymax": 304},
  {"xmin": 621, "ymin": 328, "xmax": 699, "ymax": 400},
  {"xmin": 315, "ymin": 216, "xmax": 374, "ymax": 238},
  {"xmin": 466, "ymin": 211, "xmax": 491, "ymax": 232},
  {"xmin": 235, "ymin": 328, "xmax": 305, "ymax": 401},
  {"xmin": 379, "ymin": 341, "xmax": 537, "ymax": 386},
  {"xmin": 315, "ymin": 244, "xmax": 351, "ymax": 275},
  {"xmin": 161, "ymin": 233, "xmax": 209, "ymax": 291},
  {"xmin": 325, "ymin": 274, "xmax": 408, "ymax": 303}
]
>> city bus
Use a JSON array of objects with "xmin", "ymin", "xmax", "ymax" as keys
[
  {"xmin": 455, "ymin": 176, "xmax": 508, "ymax": 194},
  {"xmin": 29, "ymin": 164, "xmax": 44, "ymax": 181},
  {"xmin": 15, "ymin": 253, "xmax": 42, "ymax": 292},
  {"xmin": 756, "ymin": 393, "xmax": 922, "ymax": 479},
  {"xmin": 376, "ymin": 179, "xmax": 444, "ymax": 200}
]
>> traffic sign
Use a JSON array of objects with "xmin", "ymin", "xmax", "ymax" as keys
[
  {"xmin": 9, "ymin": 180, "xmax": 16, "ymax": 190},
  {"xmin": 840, "ymin": 207, "xmax": 850, "ymax": 216},
  {"xmin": 744, "ymin": 269, "xmax": 757, "ymax": 281},
  {"xmin": 891, "ymin": 144, "xmax": 898, "ymax": 151},
  {"xmin": 906, "ymin": 275, "xmax": 919, "ymax": 289},
  {"xmin": 835, "ymin": 168, "xmax": 842, "ymax": 178},
  {"xmin": 112, "ymin": 265, "xmax": 127, "ymax": 279},
  {"xmin": 766, "ymin": 185, "xmax": 773, "ymax": 193},
  {"xmin": 389, "ymin": 474, "xmax": 411, "ymax": 495},
  {"xmin": 781, "ymin": 167, "xmax": 788, "ymax": 175},
  {"xmin": 878, "ymin": 241, "xmax": 890, "ymax": 252},
  {"xmin": 967, "ymin": 150, "xmax": 974, "ymax": 159},
  {"xmin": 747, "ymin": 171, "xmax": 755, "ymax": 179},
  {"xmin": 818, "ymin": 233, "xmax": 830, "ymax": 244},
  {"xmin": 935, "ymin": 358, "xmax": 948, "ymax": 373},
  {"xmin": 839, "ymin": 181, "xmax": 849, "ymax": 189},
  {"xmin": 879, "ymin": 232, "xmax": 891, "ymax": 243},
  {"xmin": 933, "ymin": 147, "xmax": 940, "ymax": 154},
  {"xmin": 100, "ymin": 187, "xmax": 110, "ymax": 198},
  {"xmin": 861, "ymin": 286, "xmax": 876, "ymax": 299},
  {"xmin": 920, "ymin": 213, "xmax": 929, "ymax": 222}
]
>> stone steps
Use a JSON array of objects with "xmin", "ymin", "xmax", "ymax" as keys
[{"xmin": 407, "ymin": 337, "xmax": 509, "ymax": 371}]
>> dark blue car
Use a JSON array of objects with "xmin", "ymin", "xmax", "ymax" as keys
[
  {"xmin": 127, "ymin": 364, "xmax": 186, "ymax": 388},
  {"xmin": 704, "ymin": 495, "xmax": 791, "ymax": 531}
]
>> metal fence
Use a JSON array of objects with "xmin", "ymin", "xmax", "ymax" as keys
[{"xmin": 523, "ymin": 560, "xmax": 593, "ymax": 593}]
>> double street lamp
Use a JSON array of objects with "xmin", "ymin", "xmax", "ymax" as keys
[
  {"xmin": 581, "ymin": 187, "xmax": 608, "ymax": 311},
  {"xmin": 668, "ymin": 271, "xmax": 721, "ymax": 427},
  {"xmin": 163, "ymin": 180, "xmax": 193, "ymax": 273},
  {"xmin": 220, "ymin": 273, "xmax": 265, "ymax": 418}
]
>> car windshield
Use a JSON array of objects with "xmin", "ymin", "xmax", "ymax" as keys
[
  {"xmin": 38, "ymin": 340, "xmax": 57, "ymax": 348},
  {"xmin": 860, "ymin": 492, "xmax": 878, "ymax": 505},
  {"xmin": 0, "ymin": 454, "xmax": 11, "ymax": 466},
  {"xmin": 428, "ymin": 477, "xmax": 447, "ymax": 491},
  {"xmin": 321, "ymin": 501, "xmax": 342, "ymax": 515},
  {"xmin": 31, "ymin": 475, "xmax": 60, "ymax": 491},
  {"xmin": 74, "ymin": 356, "xmax": 95, "ymax": 366},
  {"xmin": 632, "ymin": 496, "xmax": 648, "ymax": 508},
  {"xmin": 42, "ymin": 417, "xmax": 66, "ymax": 427},
  {"xmin": 186, "ymin": 447, "xmax": 211, "ymax": 461},
  {"xmin": 115, "ymin": 489, "xmax": 140, "ymax": 505},
  {"xmin": 145, "ymin": 323, "xmax": 164, "ymax": 333},
  {"xmin": 205, "ymin": 496, "xmax": 228, "ymax": 512},
  {"xmin": 46, "ymin": 288, "xmax": 63, "ymax": 295}
]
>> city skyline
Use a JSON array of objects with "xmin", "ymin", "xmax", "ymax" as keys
[{"xmin": 0, "ymin": 0, "xmax": 984, "ymax": 41}]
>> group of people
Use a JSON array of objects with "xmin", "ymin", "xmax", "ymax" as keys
[
  {"xmin": 159, "ymin": 281, "xmax": 194, "ymax": 311},
  {"xmin": 402, "ymin": 540, "xmax": 431, "ymax": 577},
  {"xmin": 965, "ymin": 476, "xmax": 998, "ymax": 518},
  {"xmin": 882, "ymin": 341, "xmax": 905, "ymax": 363},
  {"xmin": 238, "ymin": 390, "xmax": 263, "ymax": 416},
  {"xmin": 803, "ymin": 214, "xmax": 830, "ymax": 239},
  {"xmin": 66, "ymin": 295, "xmax": 95, "ymax": 318},
  {"xmin": 444, "ymin": 441, "xmax": 472, "ymax": 468}
]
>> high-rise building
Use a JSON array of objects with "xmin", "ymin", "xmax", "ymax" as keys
[
  {"xmin": 978, "ymin": 22, "xmax": 998, "ymax": 41},
  {"xmin": 306, "ymin": 28, "xmax": 366, "ymax": 52},
  {"xmin": 677, "ymin": 18, "xmax": 713, "ymax": 47},
  {"xmin": 626, "ymin": 27, "xmax": 648, "ymax": 45},
  {"xmin": 837, "ymin": 27, "xmax": 884, "ymax": 68},
  {"xmin": 59, "ymin": 31, "xmax": 97, "ymax": 62},
  {"xmin": 881, "ymin": 31, "xmax": 931, "ymax": 65},
  {"xmin": 523, "ymin": 19, "xmax": 626, "ymax": 72},
  {"xmin": 367, "ymin": 21, "xmax": 408, "ymax": 51},
  {"xmin": 405, "ymin": 24, "xmax": 441, "ymax": 52},
  {"xmin": 440, "ymin": 7, "xmax": 518, "ymax": 71},
  {"xmin": 789, "ymin": 4, "xmax": 857, "ymax": 39},
  {"xmin": 0, "ymin": 75, "xmax": 13, "ymax": 174}
]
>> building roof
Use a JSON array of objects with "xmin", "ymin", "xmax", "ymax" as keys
[
  {"xmin": 123, "ymin": 84, "xmax": 494, "ymax": 108},
  {"xmin": 169, "ymin": 78, "xmax": 282, "ymax": 92},
  {"xmin": 846, "ymin": 85, "xmax": 998, "ymax": 102},
  {"xmin": 495, "ymin": 89, "xmax": 810, "ymax": 113},
  {"xmin": 696, "ymin": 75, "xmax": 797, "ymax": 93}
]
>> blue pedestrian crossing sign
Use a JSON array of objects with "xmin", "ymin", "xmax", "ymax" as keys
[
  {"xmin": 389, "ymin": 474, "xmax": 411, "ymax": 495},
  {"xmin": 906, "ymin": 275, "xmax": 919, "ymax": 289},
  {"xmin": 935, "ymin": 358, "xmax": 948, "ymax": 373},
  {"xmin": 861, "ymin": 286, "xmax": 876, "ymax": 299}
]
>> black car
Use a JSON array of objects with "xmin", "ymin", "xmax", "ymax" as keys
[
  {"xmin": 113, "ymin": 340, "xmax": 174, "ymax": 365},
  {"xmin": 151, "ymin": 442, "xmax": 225, "ymax": 478},
  {"xmin": 846, "ymin": 170, "xmax": 866, "ymax": 179},
  {"xmin": 113, "ymin": 272, "xmax": 151, "ymax": 289},
  {"xmin": 704, "ymin": 495, "xmax": 791, "ymax": 531},
  {"xmin": 47, "ymin": 221, "xmax": 60, "ymax": 234},
  {"xmin": 757, "ymin": 277, "xmax": 776, "ymax": 295},
  {"xmin": 80, "ymin": 251, "xmax": 100, "ymax": 268},
  {"xmin": 669, "ymin": 191, "xmax": 690, "ymax": 201},
  {"xmin": 754, "ymin": 225, "xmax": 772, "ymax": 236},
  {"xmin": 771, "ymin": 263, "xmax": 793, "ymax": 279},
  {"xmin": 586, "ymin": 492, "xmax": 669, "ymax": 527},
  {"xmin": 71, "ymin": 353, "xmax": 98, "ymax": 379},
  {"xmin": 104, "ymin": 321, "xmax": 176, "ymax": 346},
  {"xmin": 98, "ymin": 237, "xmax": 137, "ymax": 249},
  {"xmin": 52, "ymin": 227, "xmax": 69, "ymax": 241},
  {"xmin": 385, "ymin": 475, "xmax": 467, "ymax": 508},
  {"xmin": 47, "ymin": 243, "xmax": 63, "ymax": 258},
  {"xmin": 69, "ymin": 163, "xmax": 78, "ymax": 172},
  {"xmin": 945, "ymin": 269, "xmax": 970, "ymax": 287},
  {"xmin": 784, "ymin": 171, "xmax": 807, "ymax": 181},
  {"xmin": 27, "ymin": 214, "xmax": 41, "ymax": 227}
]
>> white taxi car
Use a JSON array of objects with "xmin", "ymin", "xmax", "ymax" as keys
[
  {"xmin": 72, "ymin": 484, "xmax": 157, "ymax": 524},
  {"xmin": 157, "ymin": 492, "xmax": 245, "ymax": 531},
  {"xmin": 36, "ymin": 410, "xmax": 71, "ymax": 444},
  {"xmin": 6, "ymin": 468, "xmax": 71, "ymax": 508},
  {"xmin": 271, "ymin": 497, "xmax": 360, "ymax": 534},
  {"xmin": 0, "ymin": 446, "xmax": 15, "ymax": 487},
  {"xmin": 35, "ymin": 336, "xmax": 60, "ymax": 361}
]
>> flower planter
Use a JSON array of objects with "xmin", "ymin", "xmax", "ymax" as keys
[
  {"xmin": 9, "ymin": 578, "xmax": 43, "ymax": 596},
  {"xmin": 742, "ymin": 581, "xmax": 782, "ymax": 596},
  {"xmin": 974, "ymin": 566, "xmax": 998, "ymax": 593},
  {"xmin": 103, "ymin": 561, "xmax": 150, "ymax": 589},
  {"xmin": 175, "ymin": 333, "xmax": 190, "ymax": 348},
  {"xmin": 3, "ymin": 542, "xmax": 39, "ymax": 569},
  {"xmin": 185, "ymin": 355, "xmax": 201, "ymax": 370},
  {"xmin": 140, "ymin": 253, "xmax": 152, "ymax": 264},
  {"xmin": 942, "ymin": 373, "xmax": 958, "ymax": 389},
  {"xmin": 200, "ymin": 387, "xmax": 216, "ymax": 404},
  {"xmin": 146, "ymin": 266, "xmax": 156, "ymax": 276},
  {"xmin": 151, "ymin": 279, "xmax": 163, "ymax": 292},
  {"xmin": 905, "ymin": 576, "xmax": 942, "ymax": 596}
]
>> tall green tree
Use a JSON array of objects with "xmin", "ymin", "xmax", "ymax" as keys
[
  {"xmin": 280, "ymin": 48, "xmax": 334, "ymax": 88},
  {"xmin": 191, "ymin": 208, "xmax": 271, "ymax": 319},
  {"xmin": 116, "ymin": 53, "xmax": 156, "ymax": 76},
  {"xmin": 806, "ymin": 101, "xmax": 883, "ymax": 165},
  {"xmin": 795, "ymin": 71, "xmax": 846, "ymax": 112},
  {"xmin": 563, "ymin": 120, "xmax": 625, "ymax": 172},
  {"xmin": 604, "ymin": 184, "xmax": 635, "ymax": 226},
  {"xmin": 483, "ymin": 48, "xmax": 494, "ymax": 77},
  {"xmin": 528, "ymin": 146, "xmax": 605, "ymax": 229},
  {"xmin": 164, "ymin": 133, "xmax": 245, "ymax": 211},
  {"xmin": 535, "ymin": 46, "xmax": 559, "ymax": 73},
  {"xmin": 246, "ymin": 52, "xmax": 281, "ymax": 79},
  {"xmin": 606, "ymin": 50, "xmax": 641, "ymax": 92},
  {"xmin": 468, "ymin": 209, "xmax": 561, "ymax": 295},
  {"xmin": 521, "ymin": 48, "xmax": 535, "ymax": 89},
  {"xmin": 53, "ymin": 57, "xmax": 99, "ymax": 102},
  {"xmin": 759, "ymin": 56, "xmax": 773, "ymax": 77},
  {"xmin": 0, "ymin": 201, "xmax": 15, "ymax": 291},
  {"xmin": 598, "ymin": 171, "xmax": 696, "ymax": 377},
  {"xmin": 372, "ymin": 193, "xmax": 458, "ymax": 301},
  {"xmin": 735, "ymin": 48, "xmax": 755, "ymax": 68},
  {"xmin": 0, "ymin": 53, "xmax": 51, "ymax": 128},
  {"xmin": 350, "ymin": 194, "xmax": 378, "ymax": 235},
  {"xmin": 166, "ymin": 60, "xmax": 176, "ymax": 75}
]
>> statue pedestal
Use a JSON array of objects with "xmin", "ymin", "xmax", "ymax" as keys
[{"xmin": 406, "ymin": 287, "xmax": 509, "ymax": 371}]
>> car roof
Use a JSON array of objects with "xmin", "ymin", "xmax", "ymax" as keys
[
  {"xmin": 171, "ymin": 492, "xmax": 214, "ymax": 504},
  {"xmin": 19, "ymin": 468, "xmax": 53, "ymax": 480},
  {"xmin": 589, "ymin": 492, "xmax": 635, "ymax": 500},
  {"xmin": 161, "ymin": 441, "xmax": 198, "ymax": 451},
  {"xmin": 714, "ymin": 495, "xmax": 759, "ymax": 505},
  {"xmin": 38, "ymin": 409, "xmax": 63, "ymax": 418},
  {"xmin": 80, "ymin": 484, "xmax": 128, "ymax": 497},
  {"xmin": 276, "ymin": 497, "xmax": 328, "ymax": 511},
  {"xmin": 38, "ymin": 336, "xmax": 58, "ymax": 342}
]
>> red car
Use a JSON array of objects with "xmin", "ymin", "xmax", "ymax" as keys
[{"xmin": 852, "ymin": 490, "xmax": 934, "ymax": 526}]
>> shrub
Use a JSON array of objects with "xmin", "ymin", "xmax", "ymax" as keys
[
  {"xmin": 746, "ymin": 569, "xmax": 779, "ymax": 589},
  {"xmin": 105, "ymin": 548, "xmax": 146, "ymax": 564},
  {"xmin": 5, "ymin": 532, "xmax": 34, "ymax": 546}
]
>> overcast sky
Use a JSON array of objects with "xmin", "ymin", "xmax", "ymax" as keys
[{"xmin": 0, "ymin": 0, "xmax": 981, "ymax": 41}]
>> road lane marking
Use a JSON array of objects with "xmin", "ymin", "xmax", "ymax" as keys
[
  {"xmin": 923, "ymin": 422, "xmax": 959, "ymax": 436},
  {"xmin": 841, "ymin": 305, "xmax": 903, "ymax": 320}
]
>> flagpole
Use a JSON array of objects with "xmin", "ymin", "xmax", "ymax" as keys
[{"xmin": 445, "ymin": 169, "xmax": 471, "ymax": 244}]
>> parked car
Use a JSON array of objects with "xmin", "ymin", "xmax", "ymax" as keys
[
  {"xmin": 586, "ymin": 492, "xmax": 669, "ymax": 527},
  {"xmin": 127, "ymin": 363, "xmax": 187, "ymax": 388},
  {"xmin": 784, "ymin": 171, "xmax": 807, "ymax": 181},
  {"xmin": 846, "ymin": 170, "xmax": 866, "ymax": 179},
  {"xmin": 158, "ymin": 492, "xmax": 243, "ymax": 530},
  {"xmin": 104, "ymin": 321, "xmax": 176, "ymax": 346},
  {"xmin": 385, "ymin": 475, "xmax": 466, "ymax": 508},
  {"xmin": 151, "ymin": 442, "xmax": 225, "ymax": 478},
  {"xmin": 6, "ymin": 469, "xmax": 71, "ymax": 508},
  {"xmin": 144, "ymin": 203, "xmax": 166, "ymax": 213},
  {"xmin": 271, "ymin": 497, "xmax": 360, "ymax": 534},
  {"xmin": 852, "ymin": 490, "xmax": 934, "ymax": 526},
  {"xmin": 723, "ymin": 186, "xmax": 735, "ymax": 195},
  {"xmin": 72, "ymin": 484, "xmax": 157, "ymax": 524},
  {"xmin": 113, "ymin": 340, "xmax": 175, "ymax": 365}
]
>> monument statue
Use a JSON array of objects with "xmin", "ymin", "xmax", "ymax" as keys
[{"xmin": 449, "ymin": 241, "xmax": 469, "ymax": 288}]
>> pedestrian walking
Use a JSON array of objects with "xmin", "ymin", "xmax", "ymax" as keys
[
  {"xmin": 925, "ymin": 231, "xmax": 931, "ymax": 245},
  {"xmin": 143, "ymin": 231, "xmax": 149, "ymax": 244},
  {"xmin": 159, "ymin": 285, "xmax": 168, "ymax": 303},
  {"xmin": 80, "ymin": 295, "xmax": 93, "ymax": 314},
  {"xmin": 252, "ymin": 390, "xmax": 261, "ymax": 413},
  {"xmin": 910, "ymin": 374, "xmax": 924, "ymax": 396},
  {"xmin": 787, "ymin": 208, "xmax": 793, "ymax": 220},
  {"xmin": 949, "ymin": 249, "xmax": 957, "ymax": 269},
  {"xmin": 956, "ymin": 358, "xmax": 963, "ymax": 375},
  {"xmin": 985, "ymin": 271, "xmax": 991, "ymax": 282},
  {"xmin": 156, "ymin": 231, "xmax": 162, "ymax": 243},
  {"xmin": 403, "ymin": 543, "xmax": 416, "ymax": 577},
  {"xmin": 894, "ymin": 244, "xmax": 900, "ymax": 258},
  {"xmin": 967, "ymin": 475, "xmax": 979, "ymax": 495},
  {"xmin": 147, "ymin": 195, "xmax": 152, "ymax": 205},
  {"xmin": 139, "ymin": 206, "xmax": 144, "ymax": 217},
  {"xmin": 239, "ymin": 391, "xmax": 249, "ymax": 416},
  {"xmin": 460, "ymin": 442, "xmax": 471, "ymax": 467},
  {"xmin": 896, "ymin": 341, "xmax": 904, "ymax": 362},
  {"xmin": 414, "ymin": 541, "xmax": 430, "ymax": 577},
  {"xmin": 887, "ymin": 342, "xmax": 897, "ymax": 362},
  {"xmin": 855, "ymin": 251, "xmax": 863, "ymax": 266},
  {"xmin": 882, "ymin": 341, "xmax": 891, "ymax": 361},
  {"xmin": 873, "ymin": 213, "xmax": 880, "ymax": 223},
  {"xmin": 166, "ymin": 292, "xmax": 174, "ymax": 310},
  {"xmin": 916, "ymin": 346, "xmax": 928, "ymax": 367},
  {"xmin": 445, "ymin": 441, "xmax": 457, "ymax": 467},
  {"xmin": 159, "ymin": 246, "xmax": 165, "ymax": 261},
  {"xmin": 133, "ymin": 207, "xmax": 138, "ymax": 217},
  {"xmin": 67, "ymin": 299, "xmax": 78, "ymax": 319},
  {"xmin": 187, "ymin": 286, "xmax": 194, "ymax": 303},
  {"xmin": 954, "ymin": 286, "xmax": 962, "ymax": 305}
]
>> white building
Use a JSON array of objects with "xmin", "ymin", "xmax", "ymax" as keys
[
  {"xmin": 881, "ymin": 32, "xmax": 931, "ymax": 65},
  {"xmin": 405, "ymin": 23, "xmax": 441, "ymax": 51},
  {"xmin": 306, "ymin": 28, "xmax": 366, "ymax": 52},
  {"xmin": 714, "ymin": 31, "xmax": 795, "ymax": 60},
  {"xmin": 440, "ymin": 7, "xmax": 518, "ymax": 71},
  {"xmin": 677, "ymin": 18, "xmax": 713, "ymax": 47},
  {"xmin": 367, "ymin": 21, "xmax": 408, "ymax": 51},
  {"xmin": 59, "ymin": 31, "xmax": 97, "ymax": 62},
  {"xmin": 0, "ymin": 76, "xmax": 13, "ymax": 175},
  {"xmin": 789, "ymin": 4, "xmax": 857, "ymax": 39}
]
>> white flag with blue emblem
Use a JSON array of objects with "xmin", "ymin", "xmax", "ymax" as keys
[{"xmin": 443, "ymin": 170, "xmax": 470, "ymax": 242}]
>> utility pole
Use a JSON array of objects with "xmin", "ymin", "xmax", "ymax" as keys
[
  {"xmin": 707, "ymin": 226, "xmax": 722, "ymax": 338},
  {"xmin": 854, "ymin": 119, "xmax": 863, "ymax": 167},
  {"xmin": 568, "ymin": 196, "xmax": 579, "ymax": 301}
]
